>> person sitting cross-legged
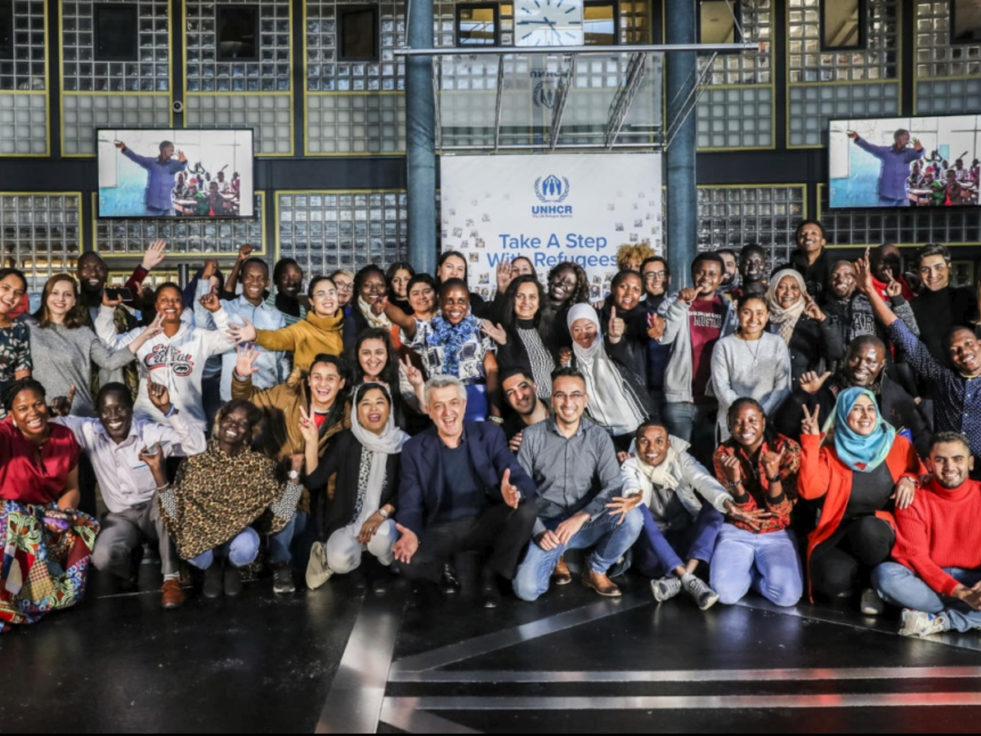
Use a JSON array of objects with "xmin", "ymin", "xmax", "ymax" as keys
[
  {"xmin": 512, "ymin": 368, "xmax": 644, "ymax": 602},
  {"xmin": 872, "ymin": 432, "xmax": 981, "ymax": 637},
  {"xmin": 392, "ymin": 375, "xmax": 539, "ymax": 608}
]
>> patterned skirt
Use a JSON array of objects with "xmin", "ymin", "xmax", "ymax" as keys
[{"xmin": 0, "ymin": 500, "xmax": 99, "ymax": 633}]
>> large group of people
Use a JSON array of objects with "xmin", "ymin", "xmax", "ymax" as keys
[{"xmin": 2, "ymin": 224, "xmax": 981, "ymax": 641}]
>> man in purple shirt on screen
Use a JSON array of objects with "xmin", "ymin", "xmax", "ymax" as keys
[
  {"xmin": 848, "ymin": 128, "xmax": 924, "ymax": 207},
  {"xmin": 115, "ymin": 139, "xmax": 188, "ymax": 216}
]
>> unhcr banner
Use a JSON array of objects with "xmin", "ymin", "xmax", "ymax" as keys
[{"xmin": 440, "ymin": 153, "xmax": 663, "ymax": 301}]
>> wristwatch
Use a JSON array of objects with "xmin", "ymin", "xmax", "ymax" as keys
[
  {"xmin": 378, "ymin": 508, "xmax": 390, "ymax": 519},
  {"xmin": 288, "ymin": 470, "xmax": 300, "ymax": 481}
]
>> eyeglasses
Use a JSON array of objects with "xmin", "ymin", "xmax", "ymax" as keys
[
  {"xmin": 334, "ymin": 283, "xmax": 353, "ymax": 292},
  {"xmin": 553, "ymin": 391, "xmax": 586, "ymax": 401},
  {"xmin": 643, "ymin": 272, "xmax": 666, "ymax": 281}
]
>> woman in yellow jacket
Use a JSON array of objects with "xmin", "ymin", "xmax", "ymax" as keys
[{"xmin": 228, "ymin": 276, "xmax": 344, "ymax": 376}]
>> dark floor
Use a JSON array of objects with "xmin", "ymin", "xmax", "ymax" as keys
[{"xmin": 3, "ymin": 560, "xmax": 981, "ymax": 733}]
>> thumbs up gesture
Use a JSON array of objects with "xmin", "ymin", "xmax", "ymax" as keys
[{"xmin": 608, "ymin": 306, "xmax": 625, "ymax": 344}]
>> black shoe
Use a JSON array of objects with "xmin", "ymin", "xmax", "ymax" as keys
[
  {"xmin": 440, "ymin": 563, "xmax": 460, "ymax": 595},
  {"xmin": 203, "ymin": 564, "xmax": 223, "ymax": 599},
  {"xmin": 272, "ymin": 564, "xmax": 295, "ymax": 595},
  {"xmin": 479, "ymin": 569, "xmax": 502, "ymax": 609},
  {"xmin": 224, "ymin": 565, "xmax": 243, "ymax": 597}
]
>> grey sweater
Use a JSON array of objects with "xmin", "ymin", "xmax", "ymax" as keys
[{"xmin": 28, "ymin": 320, "xmax": 136, "ymax": 416}]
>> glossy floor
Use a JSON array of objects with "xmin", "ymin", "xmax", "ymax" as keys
[{"xmin": 3, "ymin": 564, "xmax": 981, "ymax": 733}]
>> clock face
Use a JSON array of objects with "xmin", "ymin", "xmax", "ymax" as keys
[{"xmin": 515, "ymin": 0, "xmax": 584, "ymax": 47}]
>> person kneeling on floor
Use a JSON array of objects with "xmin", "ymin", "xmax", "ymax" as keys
[
  {"xmin": 872, "ymin": 432, "xmax": 981, "ymax": 637},
  {"xmin": 512, "ymin": 368, "xmax": 644, "ymax": 602},
  {"xmin": 617, "ymin": 420, "xmax": 732, "ymax": 610},
  {"xmin": 152, "ymin": 399, "xmax": 305, "ymax": 598}
]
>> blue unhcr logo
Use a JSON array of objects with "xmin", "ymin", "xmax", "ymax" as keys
[{"xmin": 532, "ymin": 174, "xmax": 573, "ymax": 216}]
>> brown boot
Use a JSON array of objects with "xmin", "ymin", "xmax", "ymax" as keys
[
  {"xmin": 161, "ymin": 578, "xmax": 186, "ymax": 609},
  {"xmin": 551, "ymin": 556, "xmax": 572, "ymax": 586},
  {"xmin": 581, "ymin": 569, "xmax": 621, "ymax": 597}
]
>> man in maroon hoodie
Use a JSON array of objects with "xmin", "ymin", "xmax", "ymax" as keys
[{"xmin": 872, "ymin": 431, "xmax": 981, "ymax": 637}]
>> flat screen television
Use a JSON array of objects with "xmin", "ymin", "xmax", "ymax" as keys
[
  {"xmin": 828, "ymin": 115, "xmax": 980, "ymax": 209},
  {"xmin": 97, "ymin": 128, "xmax": 255, "ymax": 218}
]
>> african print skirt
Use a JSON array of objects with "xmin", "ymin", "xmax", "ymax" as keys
[{"xmin": 0, "ymin": 500, "xmax": 99, "ymax": 633}]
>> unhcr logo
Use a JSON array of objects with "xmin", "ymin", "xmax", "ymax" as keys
[{"xmin": 532, "ymin": 174, "xmax": 572, "ymax": 216}]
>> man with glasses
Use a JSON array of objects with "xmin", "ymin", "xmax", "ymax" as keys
[
  {"xmin": 641, "ymin": 257, "xmax": 671, "ymax": 405},
  {"xmin": 512, "ymin": 367, "xmax": 643, "ymax": 601}
]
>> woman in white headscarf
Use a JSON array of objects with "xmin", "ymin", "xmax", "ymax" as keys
[
  {"xmin": 300, "ymin": 382, "xmax": 409, "ymax": 590},
  {"xmin": 766, "ymin": 268, "xmax": 842, "ymax": 383},
  {"xmin": 563, "ymin": 303, "xmax": 655, "ymax": 451}
]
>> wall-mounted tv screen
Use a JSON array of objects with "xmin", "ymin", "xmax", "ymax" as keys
[
  {"xmin": 828, "ymin": 115, "xmax": 980, "ymax": 209},
  {"xmin": 97, "ymin": 128, "xmax": 255, "ymax": 218}
]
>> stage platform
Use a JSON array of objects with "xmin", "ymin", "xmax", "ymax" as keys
[{"xmin": 4, "ymin": 562, "xmax": 981, "ymax": 733}]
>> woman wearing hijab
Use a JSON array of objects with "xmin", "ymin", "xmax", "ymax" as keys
[
  {"xmin": 564, "ymin": 303, "xmax": 654, "ymax": 450},
  {"xmin": 301, "ymin": 383, "xmax": 409, "ymax": 591},
  {"xmin": 766, "ymin": 268, "xmax": 843, "ymax": 383},
  {"xmin": 798, "ymin": 387, "xmax": 923, "ymax": 613}
]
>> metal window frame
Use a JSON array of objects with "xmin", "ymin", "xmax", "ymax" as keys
[
  {"xmin": 93, "ymin": 3, "xmax": 139, "ymax": 62},
  {"xmin": 338, "ymin": 5, "xmax": 380, "ymax": 62},
  {"xmin": 455, "ymin": 3, "xmax": 501, "ymax": 47},
  {"xmin": 819, "ymin": 0, "xmax": 868, "ymax": 52},
  {"xmin": 584, "ymin": 0, "xmax": 619, "ymax": 46},
  {"xmin": 949, "ymin": 0, "xmax": 981, "ymax": 45},
  {"xmin": 697, "ymin": 0, "xmax": 742, "ymax": 52}
]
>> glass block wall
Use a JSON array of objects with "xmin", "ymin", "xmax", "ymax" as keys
[
  {"xmin": 60, "ymin": 0, "xmax": 172, "ymax": 155},
  {"xmin": 0, "ymin": 0, "xmax": 47, "ymax": 154},
  {"xmin": 695, "ymin": 0, "xmax": 773, "ymax": 150},
  {"xmin": 695, "ymin": 184, "xmax": 807, "ymax": 266},
  {"xmin": 93, "ymin": 194, "xmax": 266, "ymax": 257},
  {"xmin": 276, "ymin": 190, "xmax": 408, "ymax": 274},
  {"xmin": 787, "ymin": 0, "xmax": 900, "ymax": 147},
  {"xmin": 184, "ymin": 0, "xmax": 294, "ymax": 155},
  {"xmin": 0, "ymin": 193, "xmax": 82, "ymax": 290},
  {"xmin": 914, "ymin": 0, "xmax": 981, "ymax": 114}
]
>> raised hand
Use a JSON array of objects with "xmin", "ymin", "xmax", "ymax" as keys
[
  {"xmin": 297, "ymin": 405, "xmax": 319, "ymax": 446},
  {"xmin": 800, "ymin": 403, "xmax": 821, "ymax": 436},
  {"xmin": 607, "ymin": 306, "xmax": 625, "ymax": 343},
  {"xmin": 761, "ymin": 446, "xmax": 787, "ymax": 480},
  {"xmin": 718, "ymin": 453, "xmax": 743, "ymax": 483},
  {"xmin": 177, "ymin": 150, "xmax": 187, "ymax": 163},
  {"xmin": 647, "ymin": 312, "xmax": 665, "ymax": 340},
  {"xmin": 847, "ymin": 130, "xmax": 858, "ymax": 140},
  {"xmin": 803, "ymin": 295, "xmax": 826, "ymax": 323},
  {"xmin": 558, "ymin": 347, "xmax": 573, "ymax": 367},
  {"xmin": 199, "ymin": 285, "xmax": 221, "ymax": 313},
  {"xmin": 146, "ymin": 377, "xmax": 172, "ymax": 414},
  {"xmin": 115, "ymin": 140, "xmax": 126, "ymax": 149},
  {"xmin": 102, "ymin": 289, "xmax": 124, "ymax": 308},
  {"xmin": 605, "ymin": 494, "xmax": 642, "ymax": 525},
  {"xmin": 49, "ymin": 386, "xmax": 77, "ymax": 417},
  {"xmin": 496, "ymin": 260, "xmax": 513, "ymax": 293},
  {"xmin": 678, "ymin": 287, "xmax": 698, "ymax": 304},
  {"xmin": 480, "ymin": 319, "xmax": 507, "ymax": 346},
  {"xmin": 500, "ymin": 468, "xmax": 521, "ymax": 509},
  {"xmin": 370, "ymin": 294, "xmax": 388, "ymax": 316},
  {"xmin": 399, "ymin": 354, "xmax": 423, "ymax": 388},
  {"xmin": 235, "ymin": 344, "xmax": 261, "ymax": 378},
  {"xmin": 799, "ymin": 370, "xmax": 832, "ymax": 395},
  {"xmin": 237, "ymin": 243, "xmax": 254, "ymax": 261},
  {"xmin": 202, "ymin": 259, "xmax": 219, "ymax": 281},
  {"xmin": 140, "ymin": 239, "xmax": 167, "ymax": 271},
  {"xmin": 392, "ymin": 523, "xmax": 419, "ymax": 563},
  {"xmin": 227, "ymin": 317, "xmax": 257, "ymax": 343},
  {"xmin": 884, "ymin": 277, "xmax": 903, "ymax": 299},
  {"xmin": 854, "ymin": 248, "xmax": 875, "ymax": 296}
]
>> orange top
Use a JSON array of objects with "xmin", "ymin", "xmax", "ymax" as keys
[{"xmin": 797, "ymin": 432, "xmax": 923, "ymax": 601}]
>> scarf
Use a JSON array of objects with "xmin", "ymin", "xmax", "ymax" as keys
[
  {"xmin": 358, "ymin": 295, "xmax": 392, "ymax": 330},
  {"xmin": 349, "ymin": 383, "xmax": 410, "ymax": 524},
  {"xmin": 566, "ymin": 304, "xmax": 645, "ymax": 434},
  {"xmin": 427, "ymin": 312, "xmax": 482, "ymax": 378},
  {"xmin": 825, "ymin": 386, "xmax": 896, "ymax": 473},
  {"xmin": 633, "ymin": 436, "xmax": 687, "ymax": 492},
  {"xmin": 766, "ymin": 269, "xmax": 808, "ymax": 345}
]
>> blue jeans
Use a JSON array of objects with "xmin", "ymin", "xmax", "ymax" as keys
[
  {"xmin": 513, "ymin": 507, "xmax": 644, "ymax": 602},
  {"xmin": 188, "ymin": 527, "xmax": 260, "ymax": 570},
  {"xmin": 632, "ymin": 503, "xmax": 723, "ymax": 577},
  {"xmin": 873, "ymin": 561, "xmax": 981, "ymax": 633},
  {"xmin": 268, "ymin": 511, "xmax": 307, "ymax": 566},
  {"xmin": 661, "ymin": 402, "xmax": 716, "ymax": 466},
  {"xmin": 710, "ymin": 524, "xmax": 803, "ymax": 607}
]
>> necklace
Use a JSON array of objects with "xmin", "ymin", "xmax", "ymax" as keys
[{"xmin": 740, "ymin": 334, "xmax": 763, "ymax": 366}]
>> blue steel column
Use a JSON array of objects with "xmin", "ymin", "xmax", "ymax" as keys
[
  {"xmin": 665, "ymin": 2, "xmax": 697, "ymax": 288},
  {"xmin": 405, "ymin": 0, "xmax": 437, "ymax": 274}
]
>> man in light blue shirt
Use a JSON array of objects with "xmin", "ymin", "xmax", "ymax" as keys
[
  {"xmin": 117, "ymin": 139, "xmax": 188, "ymax": 216},
  {"xmin": 849, "ymin": 128, "xmax": 924, "ymax": 207},
  {"xmin": 195, "ymin": 257, "xmax": 289, "ymax": 400}
]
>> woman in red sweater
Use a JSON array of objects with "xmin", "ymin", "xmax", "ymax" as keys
[{"xmin": 798, "ymin": 386, "xmax": 923, "ymax": 612}]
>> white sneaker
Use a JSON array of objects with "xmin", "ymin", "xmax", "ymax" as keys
[
  {"xmin": 860, "ymin": 588, "xmax": 885, "ymax": 616},
  {"xmin": 650, "ymin": 575, "xmax": 682, "ymax": 602},
  {"xmin": 682, "ymin": 573, "xmax": 719, "ymax": 611},
  {"xmin": 305, "ymin": 541, "xmax": 334, "ymax": 590},
  {"xmin": 898, "ymin": 608, "xmax": 947, "ymax": 637}
]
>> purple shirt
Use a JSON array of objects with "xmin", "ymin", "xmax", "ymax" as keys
[
  {"xmin": 121, "ymin": 147, "xmax": 188, "ymax": 211},
  {"xmin": 854, "ymin": 137, "xmax": 924, "ymax": 201}
]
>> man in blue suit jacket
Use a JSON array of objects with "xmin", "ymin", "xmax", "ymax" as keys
[{"xmin": 393, "ymin": 375, "xmax": 538, "ymax": 607}]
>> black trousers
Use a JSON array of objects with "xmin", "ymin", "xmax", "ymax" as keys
[
  {"xmin": 810, "ymin": 515, "xmax": 895, "ymax": 598},
  {"xmin": 401, "ymin": 501, "xmax": 538, "ymax": 583}
]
